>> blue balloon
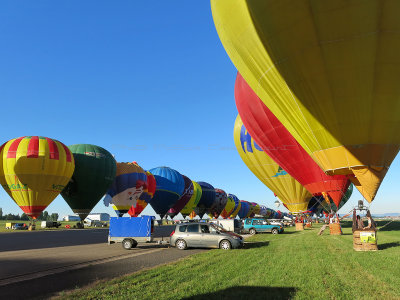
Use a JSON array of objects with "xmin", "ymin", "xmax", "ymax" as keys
[
  {"xmin": 238, "ymin": 201, "xmax": 250, "ymax": 219},
  {"xmin": 149, "ymin": 167, "xmax": 185, "ymax": 218},
  {"xmin": 196, "ymin": 181, "xmax": 216, "ymax": 218}
]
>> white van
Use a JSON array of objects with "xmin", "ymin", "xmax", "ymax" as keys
[{"xmin": 209, "ymin": 219, "xmax": 242, "ymax": 233}]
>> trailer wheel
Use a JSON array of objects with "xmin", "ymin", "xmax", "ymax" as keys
[
  {"xmin": 122, "ymin": 238, "xmax": 134, "ymax": 250},
  {"xmin": 131, "ymin": 240, "xmax": 138, "ymax": 248}
]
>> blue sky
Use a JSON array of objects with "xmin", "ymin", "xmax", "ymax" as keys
[{"xmin": 0, "ymin": 1, "xmax": 399, "ymax": 218}]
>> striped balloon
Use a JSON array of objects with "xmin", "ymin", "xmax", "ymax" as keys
[{"xmin": 0, "ymin": 136, "xmax": 75, "ymax": 219}]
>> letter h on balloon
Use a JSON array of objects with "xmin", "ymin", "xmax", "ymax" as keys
[{"xmin": 240, "ymin": 125, "xmax": 262, "ymax": 153}]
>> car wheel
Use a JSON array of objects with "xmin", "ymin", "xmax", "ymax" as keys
[
  {"xmin": 122, "ymin": 238, "xmax": 133, "ymax": 250},
  {"xmin": 220, "ymin": 240, "xmax": 232, "ymax": 250},
  {"xmin": 176, "ymin": 239, "xmax": 187, "ymax": 250},
  {"xmin": 272, "ymin": 228, "xmax": 279, "ymax": 234},
  {"xmin": 249, "ymin": 228, "xmax": 256, "ymax": 235}
]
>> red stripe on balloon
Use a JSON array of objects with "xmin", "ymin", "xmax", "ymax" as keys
[
  {"xmin": 7, "ymin": 137, "xmax": 25, "ymax": 158},
  {"xmin": 19, "ymin": 205, "xmax": 47, "ymax": 219},
  {"xmin": 60, "ymin": 142, "xmax": 72, "ymax": 162},
  {"xmin": 27, "ymin": 136, "xmax": 39, "ymax": 158},
  {"xmin": 46, "ymin": 138, "xmax": 59, "ymax": 160}
]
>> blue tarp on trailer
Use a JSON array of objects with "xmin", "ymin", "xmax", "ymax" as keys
[{"xmin": 109, "ymin": 216, "xmax": 154, "ymax": 238}]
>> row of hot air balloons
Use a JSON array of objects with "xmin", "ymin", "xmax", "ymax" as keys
[
  {"xmin": 212, "ymin": 0, "xmax": 400, "ymax": 212},
  {"xmin": 0, "ymin": 136, "xmax": 284, "ymax": 221}
]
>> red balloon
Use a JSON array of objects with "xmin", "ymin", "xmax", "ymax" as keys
[{"xmin": 235, "ymin": 73, "xmax": 349, "ymax": 207}]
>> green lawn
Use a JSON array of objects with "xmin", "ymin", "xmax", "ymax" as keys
[
  {"xmin": 57, "ymin": 221, "xmax": 400, "ymax": 300},
  {"xmin": 0, "ymin": 220, "xmax": 96, "ymax": 232}
]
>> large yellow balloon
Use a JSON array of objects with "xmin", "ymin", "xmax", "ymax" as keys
[
  {"xmin": 212, "ymin": 1, "xmax": 400, "ymax": 202},
  {"xmin": 234, "ymin": 116, "xmax": 312, "ymax": 213},
  {"xmin": 0, "ymin": 136, "xmax": 75, "ymax": 219}
]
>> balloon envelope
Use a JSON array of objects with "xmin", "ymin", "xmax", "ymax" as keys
[
  {"xmin": 149, "ymin": 166, "xmax": 185, "ymax": 218},
  {"xmin": 209, "ymin": 188, "xmax": 228, "ymax": 218},
  {"xmin": 220, "ymin": 194, "xmax": 236, "ymax": 219},
  {"xmin": 180, "ymin": 181, "xmax": 202, "ymax": 218},
  {"xmin": 61, "ymin": 144, "xmax": 116, "ymax": 221},
  {"xmin": 167, "ymin": 175, "xmax": 194, "ymax": 218},
  {"xmin": 234, "ymin": 115, "xmax": 312, "ymax": 213},
  {"xmin": 0, "ymin": 136, "xmax": 75, "ymax": 219},
  {"xmin": 128, "ymin": 171, "xmax": 156, "ymax": 217},
  {"xmin": 196, "ymin": 181, "xmax": 216, "ymax": 218},
  {"xmin": 107, "ymin": 162, "xmax": 146, "ymax": 217},
  {"xmin": 235, "ymin": 73, "xmax": 350, "ymax": 207},
  {"xmin": 238, "ymin": 200, "xmax": 250, "ymax": 219},
  {"xmin": 212, "ymin": 1, "xmax": 400, "ymax": 203}
]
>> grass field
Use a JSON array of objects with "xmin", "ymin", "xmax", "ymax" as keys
[{"xmin": 57, "ymin": 221, "xmax": 400, "ymax": 300}]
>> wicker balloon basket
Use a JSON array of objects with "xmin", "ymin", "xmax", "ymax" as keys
[
  {"xmin": 329, "ymin": 223, "xmax": 342, "ymax": 235},
  {"xmin": 353, "ymin": 230, "xmax": 378, "ymax": 251},
  {"xmin": 295, "ymin": 222, "xmax": 304, "ymax": 231}
]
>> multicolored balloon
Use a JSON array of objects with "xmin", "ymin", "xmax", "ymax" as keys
[
  {"xmin": 237, "ymin": 200, "xmax": 250, "ymax": 219},
  {"xmin": 220, "ymin": 193, "xmax": 236, "ymax": 219},
  {"xmin": 127, "ymin": 171, "xmax": 156, "ymax": 217},
  {"xmin": 0, "ymin": 136, "xmax": 75, "ymax": 219},
  {"xmin": 105, "ymin": 162, "xmax": 146, "ymax": 217},
  {"xmin": 180, "ymin": 181, "xmax": 202, "ymax": 218},
  {"xmin": 234, "ymin": 115, "xmax": 312, "ymax": 213},
  {"xmin": 208, "ymin": 188, "xmax": 228, "ymax": 218},
  {"xmin": 61, "ymin": 144, "xmax": 116, "ymax": 221},
  {"xmin": 149, "ymin": 166, "xmax": 185, "ymax": 218},
  {"xmin": 167, "ymin": 175, "xmax": 193, "ymax": 219}
]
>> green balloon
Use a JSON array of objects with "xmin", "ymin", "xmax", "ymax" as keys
[{"xmin": 61, "ymin": 144, "xmax": 116, "ymax": 220}]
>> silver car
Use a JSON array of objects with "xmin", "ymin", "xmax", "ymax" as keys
[{"xmin": 170, "ymin": 222, "xmax": 244, "ymax": 250}]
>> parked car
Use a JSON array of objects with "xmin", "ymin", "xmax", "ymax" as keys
[
  {"xmin": 243, "ymin": 218, "xmax": 284, "ymax": 235},
  {"xmin": 41, "ymin": 221, "xmax": 61, "ymax": 228},
  {"xmin": 268, "ymin": 219, "xmax": 285, "ymax": 227},
  {"xmin": 170, "ymin": 222, "xmax": 244, "ymax": 250},
  {"xmin": 12, "ymin": 223, "xmax": 28, "ymax": 230}
]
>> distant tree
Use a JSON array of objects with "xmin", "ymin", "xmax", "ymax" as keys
[
  {"xmin": 50, "ymin": 213, "xmax": 59, "ymax": 221},
  {"xmin": 43, "ymin": 211, "xmax": 49, "ymax": 221},
  {"xmin": 37, "ymin": 212, "xmax": 44, "ymax": 221},
  {"xmin": 5, "ymin": 213, "xmax": 19, "ymax": 220},
  {"xmin": 0, "ymin": 207, "xmax": 3, "ymax": 220},
  {"xmin": 20, "ymin": 213, "xmax": 30, "ymax": 221}
]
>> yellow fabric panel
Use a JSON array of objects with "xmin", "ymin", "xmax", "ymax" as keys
[
  {"xmin": 0, "ymin": 137, "xmax": 74, "ymax": 210},
  {"xmin": 221, "ymin": 197, "xmax": 235, "ymax": 217},
  {"xmin": 212, "ymin": 0, "xmax": 400, "ymax": 202},
  {"xmin": 180, "ymin": 181, "xmax": 202, "ymax": 215},
  {"xmin": 230, "ymin": 201, "xmax": 241, "ymax": 218},
  {"xmin": 234, "ymin": 115, "xmax": 311, "ymax": 213}
]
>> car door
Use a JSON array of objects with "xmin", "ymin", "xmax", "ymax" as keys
[
  {"xmin": 185, "ymin": 224, "xmax": 201, "ymax": 247},
  {"xmin": 261, "ymin": 220, "xmax": 271, "ymax": 232},
  {"xmin": 199, "ymin": 224, "xmax": 218, "ymax": 248}
]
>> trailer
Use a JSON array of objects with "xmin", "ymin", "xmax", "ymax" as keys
[{"xmin": 108, "ymin": 216, "xmax": 155, "ymax": 250}]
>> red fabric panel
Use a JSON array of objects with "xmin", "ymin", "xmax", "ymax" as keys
[
  {"xmin": 27, "ymin": 136, "xmax": 39, "ymax": 158},
  {"xmin": 46, "ymin": 138, "xmax": 59, "ymax": 160},
  {"xmin": 6, "ymin": 137, "xmax": 25, "ymax": 158},
  {"xmin": 235, "ymin": 73, "xmax": 349, "ymax": 207}
]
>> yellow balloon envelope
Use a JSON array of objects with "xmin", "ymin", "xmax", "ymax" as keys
[
  {"xmin": 0, "ymin": 136, "xmax": 75, "ymax": 219},
  {"xmin": 212, "ymin": 1, "xmax": 400, "ymax": 202},
  {"xmin": 234, "ymin": 116, "xmax": 312, "ymax": 213},
  {"xmin": 229, "ymin": 201, "xmax": 241, "ymax": 219},
  {"xmin": 220, "ymin": 195, "xmax": 235, "ymax": 219}
]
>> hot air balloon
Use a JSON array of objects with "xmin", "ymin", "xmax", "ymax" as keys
[
  {"xmin": 234, "ymin": 115, "xmax": 312, "ymax": 213},
  {"xmin": 0, "ymin": 136, "xmax": 75, "ymax": 219},
  {"xmin": 180, "ymin": 181, "xmax": 202, "ymax": 218},
  {"xmin": 61, "ymin": 144, "xmax": 116, "ymax": 221},
  {"xmin": 128, "ymin": 171, "xmax": 156, "ymax": 217},
  {"xmin": 149, "ymin": 166, "xmax": 185, "ymax": 218},
  {"xmin": 196, "ymin": 181, "xmax": 216, "ymax": 218},
  {"xmin": 251, "ymin": 202, "xmax": 261, "ymax": 216},
  {"xmin": 212, "ymin": 1, "xmax": 399, "ymax": 203},
  {"xmin": 167, "ymin": 175, "xmax": 194, "ymax": 219},
  {"xmin": 234, "ymin": 73, "xmax": 350, "ymax": 207},
  {"xmin": 220, "ymin": 193, "xmax": 236, "ymax": 219},
  {"xmin": 209, "ymin": 188, "xmax": 228, "ymax": 218},
  {"xmin": 106, "ymin": 162, "xmax": 146, "ymax": 217},
  {"xmin": 238, "ymin": 200, "xmax": 250, "ymax": 219},
  {"xmin": 259, "ymin": 205, "xmax": 268, "ymax": 217},
  {"xmin": 229, "ymin": 199, "xmax": 241, "ymax": 219}
]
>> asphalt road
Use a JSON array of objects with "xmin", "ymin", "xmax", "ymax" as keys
[{"xmin": 0, "ymin": 225, "xmax": 205, "ymax": 299}]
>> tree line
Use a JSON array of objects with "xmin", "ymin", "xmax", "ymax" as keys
[{"xmin": 0, "ymin": 208, "xmax": 58, "ymax": 221}]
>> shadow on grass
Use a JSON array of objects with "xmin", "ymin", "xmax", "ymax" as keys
[
  {"xmin": 243, "ymin": 241, "xmax": 269, "ymax": 249},
  {"xmin": 377, "ymin": 221, "xmax": 400, "ymax": 231},
  {"xmin": 183, "ymin": 286, "xmax": 297, "ymax": 300},
  {"xmin": 379, "ymin": 242, "xmax": 400, "ymax": 250}
]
